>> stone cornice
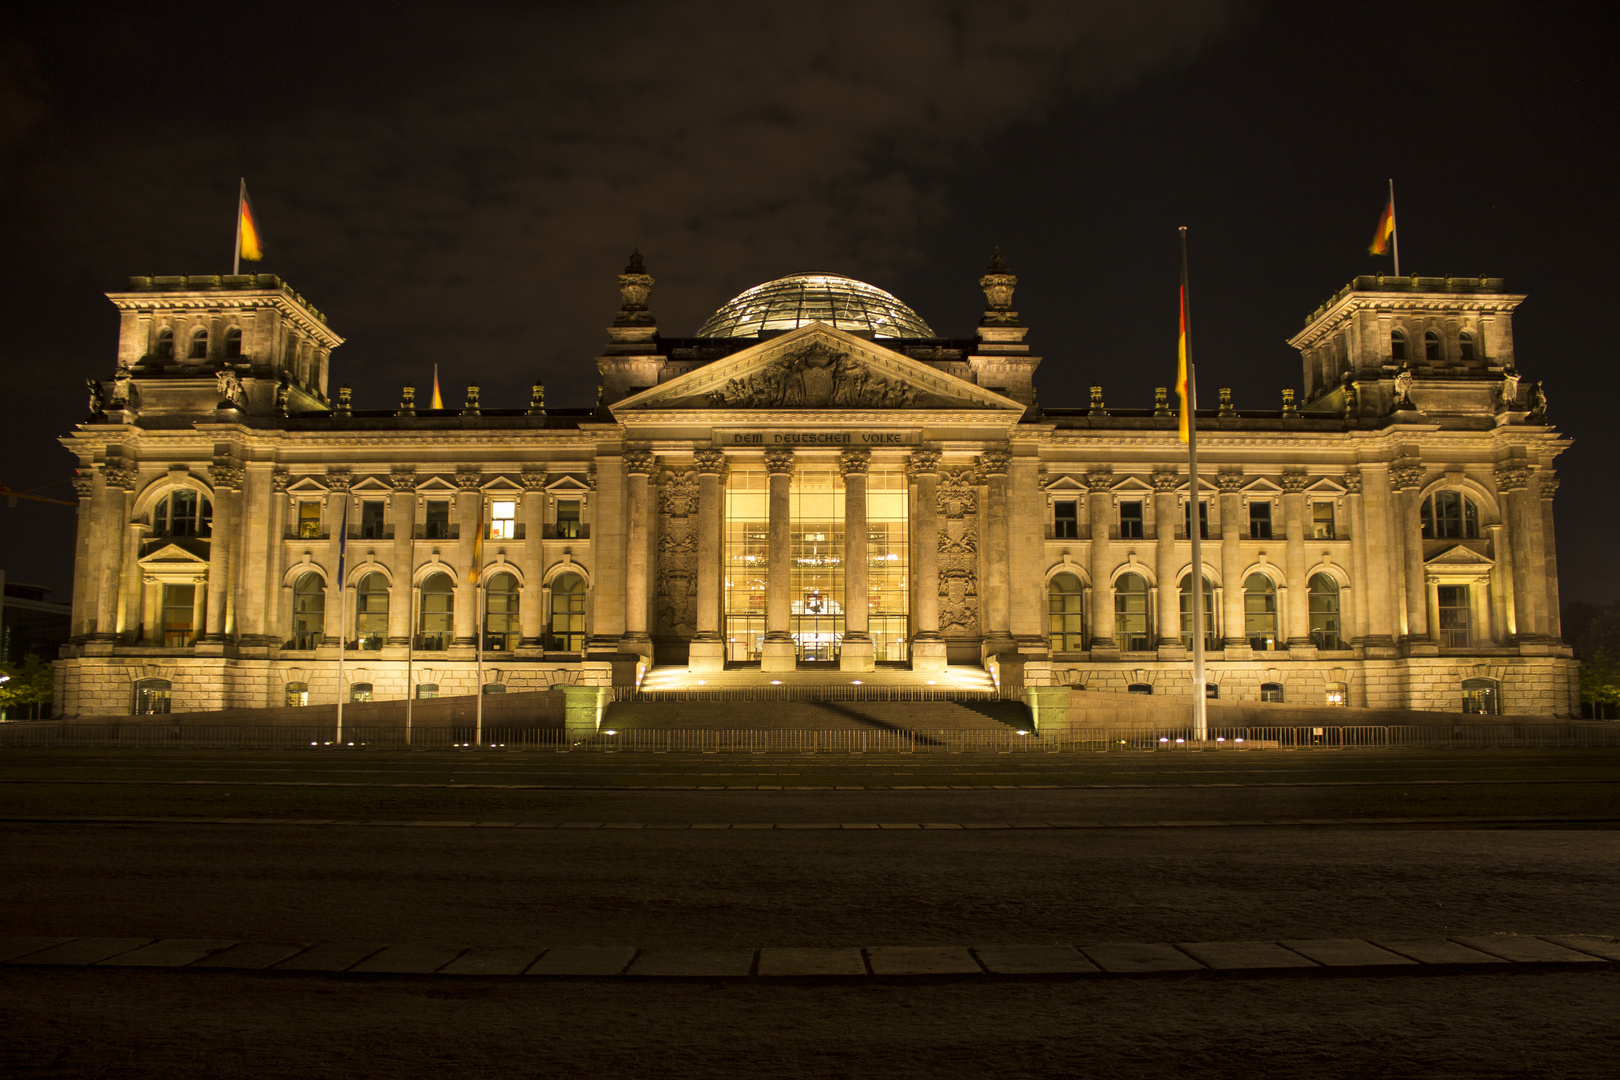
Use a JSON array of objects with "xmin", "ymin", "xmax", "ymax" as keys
[
  {"xmin": 1289, "ymin": 290, "xmax": 1524, "ymax": 350},
  {"xmin": 106, "ymin": 286, "xmax": 344, "ymax": 348}
]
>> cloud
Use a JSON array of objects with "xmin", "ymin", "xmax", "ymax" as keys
[{"xmin": 6, "ymin": 0, "xmax": 1230, "ymax": 404}]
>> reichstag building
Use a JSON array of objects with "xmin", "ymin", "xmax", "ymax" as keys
[{"xmin": 56, "ymin": 252, "xmax": 1575, "ymax": 717}]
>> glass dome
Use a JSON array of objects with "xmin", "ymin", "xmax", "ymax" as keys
[{"xmin": 696, "ymin": 273, "xmax": 935, "ymax": 339}]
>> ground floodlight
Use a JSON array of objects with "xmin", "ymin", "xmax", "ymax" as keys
[
  {"xmin": 1016, "ymin": 730, "xmax": 1029, "ymax": 736},
  {"xmin": 1159, "ymin": 737, "xmax": 1169, "ymax": 743},
  {"xmin": 1176, "ymin": 738, "xmax": 1185, "ymax": 744},
  {"xmin": 604, "ymin": 729, "xmax": 617, "ymax": 735},
  {"xmin": 771, "ymin": 680, "xmax": 782, "ymax": 685}
]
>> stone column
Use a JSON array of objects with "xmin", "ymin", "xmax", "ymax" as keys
[
  {"xmin": 189, "ymin": 573, "xmax": 207, "ymax": 645},
  {"xmin": 1357, "ymin": 464, "xmax": 1396, "ymax": 649},
  {"xmin": 761, "ymin": 448, "xmax": 798, "ymax": 672},
  {"xmin": 266, "ymin": 469, "xmax": 291, "ymax": 647},
  {"xmin": 1485, "ymin": 522, "xmax": 1510, "ymax": 643},
  {"xmin": 1281, "ymin": 473, "xmax": 1311, "ymax": 649},
  {"xmin": 202, "ymin": 463, "xmax": 243, "ymax": 644},
  {"xmin": 322, "ymin": 470, "xmax": 353, "ymax": 646},
  {"xmin": 1390, "ymin": 457, "xmax": 1431, "ymax": 647},
  {"xmin": 1216, "ymin": 473, "xmax": 1246, "ymax": 650},
  {"xmin": 1497, "ymin": 464, "xmax": 1542, "ymax": 641},
  {"xmin": 91, "ymin": 467, "xmax": 135, "ymax": 642},
  {"xmin": 620, "ymin": 450, "xmax": 655, "ymax": 657},
  {"xmin": 452, "ymin": 468, "xmax": 482, "ymax": 648},
  {"xmin": 388, "ymin": 469, "xmax": 417, "ymax": 645},
  {"xmin": 1343, "ymin": 471, "xmax": 1370, "ymax": 646},
  {"xmin": 838, "ymin": 449, "xmax": 873, "ymax": 672},
  {"xmin": 1086, "ymin": 472, "xmax": 1115, "ymax": 652},
  {"xmin": 980, "ymin": 450, "xmax": 1013, "ymax": 653},
  {"xmin": 232, "ymin": 467, "xmax": 273, "ymax": 647},
  {"xmin": 119, "ymin": 521, "xmax": 148, "ymax": 641},
  {"xmin": 589, "ymin": 458, "xmax": 626, "ymax": 652},
  {"xmin": 518, "ymin": 471, "xmax": 547, "ymax": 648},
  {"xmin": 907, "ymin": 450, "xmax": 946, "ymax": 672},
  {"xmin": 69, "ymin": 472, "xmax": 96, "ymax": 639},
  {"xmin": 1007, "ymin": 455, "xmax": 1047, "ymax": 650},
  {"xmin": 1152, "ymin": 472, "xmax": 1181, "ymax": 656},
  {"xmin": 689, "ymin": 450, "xmax": 728, "ymax": 672},
  {"xmin": 1540, "ymin": 473, "xmax": 1562, "ymax": 641}
]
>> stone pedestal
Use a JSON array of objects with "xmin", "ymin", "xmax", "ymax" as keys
[
  {"xmin": 910, "ymin": 637, "xmax": 947, "ymax": 672},
  {"xmin": 761, "ymin": 639, "xmax": 798, "ymax": 672},
  {"xmin": 561, "ymin": 685, "xmax": 607, "ymax": 740},
  {"xmin": 839, "ymin": 637, "xmax": 875, "ymax": 672},
  {"xmin": 688, "ymin": 639, "xmax": 726, "ymax": 672}
]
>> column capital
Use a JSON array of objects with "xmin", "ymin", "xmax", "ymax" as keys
[
  {"xmin": 102, "ymin": 466, "xmax": 137, "ymax": 490},
  {"xmin": 391, "ymin": 467, "xmax": 420, "ymax": 492},
  {"xmin": 764, "ymin": 448, "xmax": 796, "ymax": 475},
  {"xmin": 72, "ymin": 472, "xmax": 96, "ymax": 499},
  {"xmin": 1341, "ymin": 468, "xmax": 1363, "ymax": 494},
  {"xmin": 978, "ymin": 450, "xmax": 1011, "ymax": 476},
  {"xmin": 1214, "ymin": 470, "xmax": 1244, "ymax": 493},
  {"xmin": 272, "ymin": 466, "xmax": 291, "ymax": 492},
  {"xmin": 694, "ymin": 449, "xmax": 727, "ymax": 475},
  {"xmin": 454, "ymin": 466, "xmax": 483, "ymax": 490},
  {"xmin": 1084, "ymin": 469, "xmax": 1113, "ymax": 492},
  {"xmin": 1150, "ymin": 470, "xmax": 1179, "ymax": 492},
  {"xmin": 1494, "ymin": 463, "xmax": 1532, "ymax": 493},
  {"xmin": 208, "ymin": 463, "xmax": 245, "ymax": 490},
  {"xmin": 519, "ymin": 469, "xmax": 547, "ymax": 491},
  {"xmin": 624, "ymin": 449, "xmax": 657, "ymax": 475},
  {"xmin": 326, "ymin": 467, "xmax": 354, "ymax": 492},
  {"xmin": 837, "ymin": 448, "xmax": 871, "ymax": 476},
  {"xmin": 1539, "ymin": 474, "xmax": 1559, "ymax": 499},
  {"xmin": 1281, "ymin": 471, "xmax": 1309, "ymax": 494},
  {"xmin": 905, "ymin": 449, "xmax": 940, "ymax": 478},
  {"xmin": 1389, "ymin": 456, "xmax": 1425, "ymax": 491}
]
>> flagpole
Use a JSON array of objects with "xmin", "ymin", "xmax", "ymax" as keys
[
  {"xmin": 405, "ymin": 582, "xmax": 415, "ymax": 747},
  {"xmin": 475, "ymin": 583, "xmax": 485, "ymax": 747},
  {"xmin": 1388, "ymin": 178, "xmax": 1400, "ymax": 278},
  {"xmin": 335, "ymin": 498, "xmax": 349, "ymax": 744},
  {"xmin": 233, "ymin": 178, "xmax": 244, "ymax": 276},
  {"xmin": 1180, "ymin": 227, "xmax": 1208, "ymax": 741}
]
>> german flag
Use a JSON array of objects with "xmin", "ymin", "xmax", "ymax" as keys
[
  {"xmin": 1369, "ymin": 195, "xmax": 1396, "ymax": 256},
  {"xmin": 1176, "ymin": 284, "xmax": 1191, "ymax": 443},
  {"xmin": 238, "ymin": 182, "xmax": 264, "ymax": 263}
]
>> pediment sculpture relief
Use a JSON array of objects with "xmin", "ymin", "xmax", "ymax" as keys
[{"xmin": 708, "ymin": 342, "xmax": 918, "ymax": 408}]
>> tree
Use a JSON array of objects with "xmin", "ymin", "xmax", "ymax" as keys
[
  {"xmin": 0, "ymin": 654, "xmax": 55, "ymax": 720},
  {"xmin": 1574, "ymin": 609, "xmax": 1620, "ymax": 714}
]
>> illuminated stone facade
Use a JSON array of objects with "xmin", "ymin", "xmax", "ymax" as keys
[{"xmin": 56, "ymin": 257, "xmax": 1577, "ymax": 717}]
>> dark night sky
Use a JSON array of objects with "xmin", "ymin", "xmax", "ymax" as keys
[{"xmin": 2, "ymin": 2, "xmax": 1615, "ymax": 607}]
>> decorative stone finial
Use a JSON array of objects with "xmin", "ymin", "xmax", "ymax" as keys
[
  {"xmin": 1218, "ymin": 387, "xmax": 1235, "ymax": 416},
  {"xmin": 978, "ymin": 247, "xmax": 1020, "ymax": 326},
  {"xmin": 616, "ymin": 249, "xmax": 655, "ymax": 326},
  {"xmin": 1089, "ymin": 385, "xmax": 1106, "ymax": 417},
  {"xmin": 335, "ymin": 384, "xmax": 352, "ymax": 417},
  {"xmin": 464, "ymin": 382, "xmax": 480, "ymax": 416},
  {"xmin": 1154, "ymin": 386, "xmax": 1170, "ymax": 417},
  {"xmin": 529, "ymin": 380, "xmax": 546, "ymax": 416},
  {"xmin": 1281, "ymin": 388, "xmax": 1297, "ymax": 417},
  {"xmin": 399, "ymin": 383, "xmax": 416, "ymax": 417}
]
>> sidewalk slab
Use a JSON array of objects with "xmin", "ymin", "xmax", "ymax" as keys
[
  {"xmin": 757, "ymin": 948, "xmax": 867, "ymax": 976},
  {"xmin": 1451, "ymin": 936, "xmax": 1606, "ymax": 964},
  {"xmin": 191, "ymin": 942, "xmax": 311, "ymax": 970},
  {"xmin": 273, "ymin": 943, "xmax": 387, "ymax": 972},
  {"xmin": 439, "ymin": 947, "xmax": 542, "ymax": 976},
  {"xmin": 974, "ymin": 945, "xmax": 1098, "ymax": 975},
  {"xmin": 866, "ymin": 947, "xmax": 981, "ymax": 975},
  {"xmin": 351, "ymin": 945, "xmax": 466, "ymax": 974},
  {"xmin": 1177, "ymin": 941, "xmax": 1319, "ymax": 971},
  {"xmin": 1538, "ymin": 935, "xmax": 1620, "ymax": 962},
  {"xmin": 526, "ymin": 947, "xmax": 636, "ymax": 976},
  {"xmin": 1373, "ymin": 940, "xmax": 1509, "ymax": 966},
  {"xmin": 0, "ymin": 937, "xmax": 74, "ymax": 963},
  {"xmin": 10, "ymin": 938, "xmax": 152, "ymax": 966},
  {"xmin": 1083, "ymin": 943, "xmax": 1204, "ymax": 974},
  {"xmin": 99, "ymin": 939, "xmax": 238, "ymax": 967},
  {"xmin": 1279, "ymin": 939, "xmax": 1417, "ymax": 968},
  {"xmin": 626, "ymin": 948, "xmax": 755, "ymax": 977}
]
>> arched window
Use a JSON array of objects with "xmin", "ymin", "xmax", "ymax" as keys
[
  {"xmin": 1260, "ymin": 682, "xmax": 1285, "ymax": 703},
  {"xmin": 284, "ymin": 682, "xmax": 309, "ymax": 707},
  {"xmin": 547, "ymin": 572, "xmax": 586, "ymax": 652},
  {"xmin": 154, "ymin": 327, "xmax": 174, "ymax": 361},
  {"xmin": 354, "ymin": 572, "xmax": 388, "ymax": 650},
  {"xmin": 291, "ymin": 572, "xmax": 325, "ymax": 649},
  {"xmin": 1325, "ymin": 681, "xmax": 1348, "ymax": 706},
  {"xmin": 349, "ymin": 682, "xmax": 373, "ymax": 703},
  {"xmin": 484, "ymin": 572, "xmax": 520, "ymax": 651},
  {"xmin": 1421, "ymin": 491, "xmax": 1480, "ymax": 539},
  {"xmin": 1390, "ymin": 329, "xmax": 1407, "ymax": 362},
  {"xmin": 1179, "ymin": 573, "xmax": 1216, "ymax": 651},
  {"xmin": 224, "ymin": 327, "xmax": 242, "ymax": 359},
  {"xmin": 1423, "ymin": 330, "xmax": 1441, "ymax": 362},
  {"xmin": 153, "ymin": 489, "xmax": 212, "ymax": 537},
  {"xmin": 133, "ymin": 678, "xmax": 172, "ymax": 715},
  {"xmin": 1244, "ymin": 573, "xmax": 1277, "ymax": 651},
  {"xmin": 1458, "ymin": 331, "xmax": 1476, "ymax": 363},
  {"xmin": 1114, "ymin": 573, "xmax": 1150, "ymax": 651},
  {"xmin": 1047, "ymin": 573, "xmax": 1085, "ymax": 653},
  {"xmin": 415, "ymin": 683, "xmax": 439, "ymax": 700},
  {"xmin": 417, "ymin": 573, "xmax": 454, "ymax": 650},
  {"xmin": 1308, "ymin": 574, "xmax": 1341, "ymax": 650},
  {"xmin": 189, "ymin": 327, "xmax": 209, "ymax": 359},
  {"xmin": 1126, "ymin": 683, "xmax": 1153, "ymax": 695},
  {"xmin": 1462, "ymin": 677, "xmax": 1499, "ymax": 714}
]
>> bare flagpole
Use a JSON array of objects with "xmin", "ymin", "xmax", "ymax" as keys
[
  {"xmin": 1180, "ymin": 227, "xmax": 1208, "ymax": 741},
  {"xmin": 233, "ymin": 178, "xmax": 244, "ymax": 276},
  {"xmin": 405, "ymin": 582, "xmax": 415, "ymax": 747},
  {"xmin": 334, "ymin": 496, "xmax": 349, "ymax": 745},
  {"xmin": 1388, "ymin": 178, "xmax": 1401, "ymax": 278}
]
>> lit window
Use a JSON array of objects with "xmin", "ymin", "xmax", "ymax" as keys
[
  {"xmin": 297, "ymin": 500, "xmax": 322, "ymax": 539},
  {"xmin": 1114, "ymin": 573, "xmax": 1150, "ymax": 651},
  {"xmin": 349, "ymin": 682, "xmax": 373, "ymax": 703},
  {"xmin": 1421, "ymin": 491, "xmax": 1479, "ymax": 540},
  {"xmin": 548, "ymin": 572, "xmax": 586, "ymax": 651},
  {"xmin": 489, "ymin": 498, "xmax": 517, "ymax": 539},
  {"xmin": 1462, "ymin": 677, "xmax": 1499, "ymax": 715},
  {"xmin": 1179, "ymin": 574, "xmax": 1216, "ymax": 651},
  {"xmin": 290, "ymin": 572, "xmax": 324, "ymax": 650},
  {"xmin": 1438, "ymin": 585, "xmax": 1471, "ymax": 647},
  {"xmin": 133, "ymin": 678, "xmax": 172, "ymax": 715},
  {"xmin": 284, "ymin": 681, "xmax": 308, "ymax": 707},
  {"xmin": 417, "ymin": 573, "xmax": 454, "ymax": 650},
  {"xmin": 484, "ymin": 572, "xmax": 520, "ymax": 651},
  {"xmin": 1325, "ymin": 681, "xmax": 1348, "ymax": 707},
  {"xmin": 415, "ymin": 683, "xmax": 439, "ymax": 700},
  {"xmin": 160, "ymin": 585, "xmax": 195, "ymax": 647},
  {"xmin": 1047, "ymin": 573, "xmax": 1085, "ymax": 652},
  {"xmin": 355, "ymin": 572, "xmax": 388, "ymax": 650},
  {"xmin": 1248, "ymin": 500, "xmax": 1272, "ymax": 540},
  {"xmin": 1053, "ymin": 500, "xmax": 1079, "ymax": 539},
  {"xmin": 1118, "ymin": 500, "xmax": 1144, "ymax": 540},
  {"xmin": 1244, "ymin": 573, "xmax": 1277, "ymax": 651},
  {"xmin": 1260, "ymin": 681, "xmax": 1285, "ymax": 703},
  {"xmin": 1312, "ymin": 501, "xmax": 1336, "ymax": 539},
  {"xmin": 556, "ymin": 499, "xmax": 581, "ymax": 539},
  {"xmin": 1309, "ymin": 574, "xmax": 1341, "ymax": 650}
]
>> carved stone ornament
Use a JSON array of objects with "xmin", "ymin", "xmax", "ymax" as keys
[
  {"xmin": 1085, "ymin": 470, "xmax": 1114, "ymax": 493},
  {"xmin": 271, "ymin": 467, "xmax": 291, "ymax": 493},
  {"xmin": 1341, "ymin": 469, "xmax": 1363, "ymax": 494},
  {"xmin": 1151, "ymin": 470, "xmax": 1180, "ymax": 492},
  {"xmin": 1539, "ymin": 475, "xmax": 1559, "ymax": 499},
  {"xmin": 905, "ymin": 450, "xmax": 940, "ymax": 478},
  {"xmin": 937, "ymin": 468, "xmax": 981, "ymax": 637},
  {"xmin": 391, "ymin": 468, "xmax": 419, "ymax": 492},
  {"xmin": 519, "ymin": 470, "xmax": 547, "ymax": 491},
  {"xmin": 86, "ymin": 378, "xmax": 105, "ymax": 418},
  {"xmin": 694, "ymin": 449, "xmax": 727, "ymax": 475},
  {"xmin": 326, "ymin": 467, "xmax": 354, "ymax": 492},
  {"xmin": 72, "ymin": 473, "xmax": 96, "ymax": 498},
  {"xmin": 709, "ymin": 342, "xmax": 918, "ymax": 409},
  {"xmin": 215, "ymin": 368, "xmax": 246, "ymax": 409},
  {"xmin": 838, "ymin": 448, "xmax": 871, "ymax": 476},
  {"xmin": 1281, "ymin": 472, "xmax": 1310, "ymax": 493},
  {"xmin": 208, "ymin": 463, "xmax": 245, "ymax": 490},
  {"xmin": 111, "ymin": 368, "xmax": 133, "ymax": 407},
  {"xmin": 764, "ymin": 448, "xmax": 796, "ymax": 475},
  {"xmin": 618, "ymin": 250, "xmax": 654, "ymax": 312},
  {"xmin": 102, "ymin": 466, "xmax": 137, "ymax": 490},
  {"xmin": 623, "ymin": 450, "xmax": 656, "ymax": 475},
  {"xmin": 454, "ymin": 467, "xmax": 483, "ymax": 490},
  {"xmin": 654, "ymin": 458, "xmax": 697, "ymax": 639},
  {"xmin": 1500, "ymin": 371, "xmax": 1521, "ymax": 407},
  {"xmin": 978, "ymin": 248, "xmax": 1018, "ymax": 324},
  {"xmin": 1215, "ymin": 471, "xmax": 1246, "ymax": 493},
  {"xmin": 978, "ymin": 450, "xmax": 1011, "ymax": 476},
  {"xmin": 275, "ymin": 375, "xmax": 291, "ymax": 417},
  {"xmin": 658, "ymin": 471, "xmax": 698, "ymax": 517},
  {"xmin": 1389, "ymin": 457, "xmax": 1425, "ymax": 491},
  {"xmin": 1494, "ymin": 464, "xmax": 1532, "ymax": 493}
]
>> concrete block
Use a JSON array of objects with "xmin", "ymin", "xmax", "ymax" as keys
[
  {"xmin": 1278, "ymin": 939, "xmax": 1417, "ymax": 968},
  {"xmin": 626, "ymin": 948, "xmax": 755, "ymax": 976},
  {"xmin": 0, "ymin": 936, "xmax": 74, "ymax": 962},
  {"xmin": 1538, "ymin": 935, "xmax": 1620, "ymax": 962},
  {"xmin": 191, "ymin": 942, "xmax": 311, "ymax": 970},
  {"xmin": 1083, "ymin": 942, "xmax": 1205, "ymax": 973},
  {"xmin": 865, "ymin": 947, "xmax": 981, "ymax": 975},
  {"xmin": 526, "ymin": 947, "xmax": 637, "ymax": 976},
  {"xmin": 438, "ymin": 947, "xmax": 543, "ymax": 976},
  {"xmin": 1373, "ymin": 940, "xmax": 1509, "ymax": 966},
  {"xmin": 273, "ymin": 943, "xmax": 389, "ymax": 972},
  {"xmin": 1176, "ymin": 941, "xmax": 1319, "ymax": 971},
  {"xmin": 756, "ymin": 948, "xmax": 867, "ymax": 976},
  {"xmin": 99, "ymin": 939, "xmax": 238, "ymax": 967},
  {"xmin": 350, "ymin": 945, "xmax": 466, "ymax": 974},
  {"xmin": 973, "ymin": 945, "xmax": 1098, "ymax": 975},
  {"xmin": 10, "ymin": 938, "xmax": 152, "ymax": 966},
  {"xmin": 1451, "ymin": 935, "xmax": 1606, "ymax": 964}
]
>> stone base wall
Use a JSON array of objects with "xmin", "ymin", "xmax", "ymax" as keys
[{"xmin": 1025, "ymin": 656, "xmax": 1579, "ymax": 718}]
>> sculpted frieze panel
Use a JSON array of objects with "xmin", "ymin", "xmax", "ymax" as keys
[
  {"xmin": 937, "ymin": 467, "xmax": 980, "ymax": 637},
  {"xmin": 708, "ymin": 342, "xmax": 919, "ymax": 408},
  {"xmin": 655, "ymin": 470, "xmax": 698, "ymax": 638}
]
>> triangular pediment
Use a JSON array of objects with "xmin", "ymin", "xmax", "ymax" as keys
[
  {"xmin": 544, "ymin": 475, "xmax": 592, "ymax": 494},
  {"xmin": 613, "ymin": 323, "xmax": 1022, "ymax": 413},
  {"xmin": 285, "ymin": 476, "xmax": 329, "ymax": 495},
  {"xmin": 415, "ymin": 476, "xmax": 460, "ymax": 494},
  {"xmin": 481, "ymin": 476, "xmax": 524, "ymax": 494},
  {"xmin": 139, "ymin": 542, "xmax": 210, "ymax": 568},
  {"xmin": 1426, "ymin": 544, "xmax": 1494, "ymax": 568},
  {"xmin": 1042, "ymin": 474, "xmax": 1088, "ymax": 492}
]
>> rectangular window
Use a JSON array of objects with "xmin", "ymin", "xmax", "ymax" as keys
[
  {"xmin": 424, "ymin": 499, "xmax": 451, "ymax": 540},
  {"xmin": 489, "ymin": 498, "xmax": 517, "ymax": 539},
  {"xmin": 1437, "ymin": 585, "xmax": 1471, "ymax": 647},
  {"xmin": 1312, "ymin": 501, "xmax": 1336, "ymax": 539},
  {"xmin": 160, "ymin": 584, "xmax": 195, "ymax": 647},
  {"xmin": 1248, "ymin": 501, "xmax": 1273, "ymax": 540},
  {"xmin": 556, "ymin": 499, "xmax": 581, "ymax": 539},
  {"xmin": 1118, "ymin": 500, "xmax": 1144, "ymax": 539},
  {"xmin": 359, "ymin": 500, "xmax": 386, "ymax": 539},
  {"xmin": 1184, "ymin": 499, "xmax": 1209, "ymax": 539},
  {"xmin": 297, "ymin": 501, "xmax": 322, "ymax": 539},
  {"xmin": 1053, "ymin": 500, "xmax": 1079, "ymax": 539}
]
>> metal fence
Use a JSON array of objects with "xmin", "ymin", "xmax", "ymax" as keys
[{"xmin": 1, "ymin": 723, "xmax": 1617, "ymax": 752}]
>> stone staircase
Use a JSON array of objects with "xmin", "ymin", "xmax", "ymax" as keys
[{"xmin": 602, "ymin": 699, "xmax": 1031, "ymax": 734}]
